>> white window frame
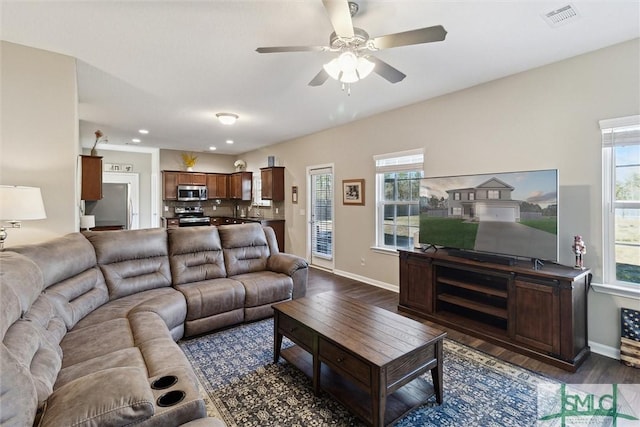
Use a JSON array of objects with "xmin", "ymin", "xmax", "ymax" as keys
[
  {"xmin": 373, "ymin": 149, "xmax": 424, "ymax": 252},
  {"xmin": 595, "ymin": 115, "xmax": 640, "ymax": 299}
]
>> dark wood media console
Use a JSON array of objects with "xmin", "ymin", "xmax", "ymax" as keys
[{"xmin": 398, "ymin": 249, "xmax": 591, "ymax": 371}]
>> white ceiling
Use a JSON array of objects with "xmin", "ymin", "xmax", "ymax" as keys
[{"xmin": 2, "ymin": 1, "xmax": 639, "ymax": 155}]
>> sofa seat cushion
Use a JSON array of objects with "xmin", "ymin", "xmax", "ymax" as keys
[
  {"xmin": 54, "ymin": 347, "xmax": 146, "ymax": 389},
  {"xmin": 175, "ymin": 278, "xmax": 245, "ymax": 320},
  {"xmin": 39, "ymin": 367, "xmax": 155, "ymax": 427},
  {"xmin": 61, "ymin": 318, "xmax": 134, "ymax": 368},
  {"xmin": 231, "ymin": 271, "xmax": 293, "ymax": 307},
  {"xmin": 72, "ymin": 288, "xmax": 186, "ymax": 335}
]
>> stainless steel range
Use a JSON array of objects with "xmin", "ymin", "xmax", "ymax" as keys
[{"xmin": 174, "ymin": 206, "xmax": 210, "ymax": 227}]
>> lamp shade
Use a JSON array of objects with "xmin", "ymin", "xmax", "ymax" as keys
[
  {"xmin": 80, "ymin": 215, "xmax": 95, "ymax": 230},
  {"xmin": 0, "ymin": 186, "xmax": 46, "ymax": 221},
  {"xmin": 323, "ymin": 52, "xmax": 376, "ymax": 84}
]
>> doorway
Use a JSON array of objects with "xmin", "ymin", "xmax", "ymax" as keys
[{"xmin": 307, "ymin": 165, "xmax": 334, "ymax": 271}]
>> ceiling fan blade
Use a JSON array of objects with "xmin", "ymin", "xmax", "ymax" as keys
[
  {"xmin": 256, "ymin": 46, "xmax": 327, "ymax": 53},
  {"xmin": 322, "ymin": 0, "xmax": 354, "ymax": 38},
  {"xmin": 369, "ymin": 57, "xmax": 406, "ymax": 83},
  {"xmin": 308, "ymin": 69, "xmax": 330, "ymax": 86},
  {"xmin": 370, "ymin": 25, "xmax": 447, "ymax": 50}
]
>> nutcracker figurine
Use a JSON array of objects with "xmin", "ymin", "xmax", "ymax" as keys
[{"xmin": 572, "ymin": 235, "xmax": 586, "ymax": 269}]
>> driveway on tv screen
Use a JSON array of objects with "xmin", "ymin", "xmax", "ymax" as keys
[{"xmin": 474, "ymin": 221, "xmax": 556, "ymax": 260}]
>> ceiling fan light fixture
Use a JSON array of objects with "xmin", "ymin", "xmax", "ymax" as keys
[
  {"xmin": 340, "ymin": 70, "xmax": 359, "ymax": 84},
  {"xmin": 356, "ymin": 56, "xmax": 375, "ymax": 79},
  {"xmin": 323, "ymin": 58, "xmax": 342, "ymax": 80},
  {"xmin": 216, "ymin": 113, "xmax": 239, "ymax": 125},
  {"xmin": 323, "ymin": 52, "xmax": 374, "ymax": 84},
  {"xmin": 338, "ymin": 51, "xmax": 358, "ymax": 73}
]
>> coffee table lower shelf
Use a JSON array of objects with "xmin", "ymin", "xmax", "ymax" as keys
[{"xmin": 280, "ymin": 345, "xmax": 436, "ymax": 426}]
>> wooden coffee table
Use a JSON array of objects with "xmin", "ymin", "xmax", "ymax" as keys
[{"xmin": 273, "ymin": 292, "xmax": 446, "ymax": 427}]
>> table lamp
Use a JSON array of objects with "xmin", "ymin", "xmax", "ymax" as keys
[
  {"xmin": 0, "ymin": 185, "xmax": 47, "ymax": 248},
  {"xmin": 80, "ymin": 215, "xmax": 95, "ymax": 231}
]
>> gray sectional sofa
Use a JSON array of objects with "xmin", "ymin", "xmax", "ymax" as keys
[{"xmin": 0, "ymin": 223, "xmax": 308, "ymax": 426}]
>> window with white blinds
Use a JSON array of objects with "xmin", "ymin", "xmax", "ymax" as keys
[
  {"xmin": 600, "ymin": 115, "xmax": 640, "ymax": 291},
  {"xmin": 374, "ymin": 149, "xmax": 424, "ymax": 250},
  {"xmin": 310, "ymin": 167, "xmax": 333, "ymax": 259}
]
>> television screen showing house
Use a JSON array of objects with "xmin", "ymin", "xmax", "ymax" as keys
[{"xmin": 419, "ymin": 169, "xmax": 558, "ymax": 261}]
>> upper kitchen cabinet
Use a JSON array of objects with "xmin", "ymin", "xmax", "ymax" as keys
[
  {"xmin": 260, "ymin": 167, "xmax": 285, "ymax": 201},
  {"xmin": 81, "ymin": 155, "xmax": 103, "ymax": 201},
  {"xmin": 207, "ymin": 173, "xmax": 228, "ymax": 199},
  {"xmin": 229, "ymin": 172, "xmax": 252, "ymax": 200},
  {"xmin": 162, "ymin": 171, "xmax": 178, "ymax": 200},
  {"xmin": 178, "ymin": 172, "xmax": 206, "ymax": 185}
]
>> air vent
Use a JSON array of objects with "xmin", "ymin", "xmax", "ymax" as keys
[{"xmin": 542, "ymin": 4, "xmax": 580, "ymax": 28}]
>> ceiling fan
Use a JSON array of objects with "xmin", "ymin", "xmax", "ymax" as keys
[{"xmin": 256, "ymin": 1, "xmax": 447, "ymax": 88}]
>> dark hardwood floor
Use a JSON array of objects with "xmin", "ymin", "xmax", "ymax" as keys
[{"xmin": 306, "ymin": 267, "xmax": 640, "ymax": 384}]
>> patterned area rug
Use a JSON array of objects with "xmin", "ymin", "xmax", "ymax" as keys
[{"xmin": 180, "ymin": 318, "xmax": 557, "ymax": 426}]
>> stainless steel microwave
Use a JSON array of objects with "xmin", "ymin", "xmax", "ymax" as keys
[{"xmin": 177, "ymin": 185, "xmax": 208, "ymax": 201}]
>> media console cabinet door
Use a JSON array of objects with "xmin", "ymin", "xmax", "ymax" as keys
[
  {"xmin": 399, "ymin": 252, "xmax": 434, "ymax": 314},
  {"xmin": 513, "ymin": 279, "xmax": 561, "ymax": 355}
]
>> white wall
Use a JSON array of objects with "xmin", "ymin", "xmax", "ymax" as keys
[
  {"xmin": 0, "ymin": 41, "xmax": 78, "ymax": 245},
  {"xmin": 241, "ymin": 39, "xmax": 640, "ymax": 350}
]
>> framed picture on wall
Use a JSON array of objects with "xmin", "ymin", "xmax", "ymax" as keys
[{"xmin": 342, "ymin": 179, "xmax": 365, "ymax": 205}]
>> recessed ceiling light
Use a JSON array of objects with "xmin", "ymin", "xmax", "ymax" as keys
[
  {"xmin": 131, "ymin": 138, "xmax": 141, "ymax": 143},
  {"xmin": 216, "ymin": 113, "xmax": 239, "ymax": 125},
  {"xmin": 138, "ymin": 129, "xmax": 149, "ymax": 134},
  {"xmin": 209, "ymin": 146, "xmax": 217, "ymax": 151},
  {"xmin": 226, "ymin": 139, "xmax": 234, "ymax": 144}
]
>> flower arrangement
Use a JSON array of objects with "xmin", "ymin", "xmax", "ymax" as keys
[
  {"xmin": 181, "ymin": 152, "xmax": 198, "ymax": 171},
  {"xmin": 91, "ymin": 130, "xmax": 104, "ymax": 156}
]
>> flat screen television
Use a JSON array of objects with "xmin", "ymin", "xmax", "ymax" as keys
[{"xmin": 419, "ymin": 169, "xmax": 558, "ymax": 262}]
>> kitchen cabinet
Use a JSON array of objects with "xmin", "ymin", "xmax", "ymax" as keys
[
  {"xmin": 262, "ymin": 219, "xmax": 285, "ymax": 252},
  {"xmin": 178, "ymin": 172, "xmax": 206, "ymax": 185},
  {"xmin": 207, "ymin": 173, "xmax": 228, "ymax": 199},
  {"xmin": 398, "ymin": 249, "xmax": 590, "ymax": 372},
  {"xmin": 260, "ymin": 167, "xmax": 285, "ymax": 201},
  {"xmin": 163, "ymin": 171, "xmax": 207, "ymax": 200},
  {"xmin": 229, "ymin": 172, "xmax": 252, "ymax": 200},
  {"xmin": 163, "ymin": 171, "xmax": 179, "ymax": 200},
  {"xmin": 162, "ymin": 217, "xmax": 180, "ymax": 229},
  {"xmin": 81, "ymin": 155, "xmax": 103, "ymax": 201}
]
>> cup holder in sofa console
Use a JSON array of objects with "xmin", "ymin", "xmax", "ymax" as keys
[
  {"xmin": 151, "ymin": 375, "xmax": 178, "ymax": 390},
  {"xmin": 156, "ymin": 390, "xmax": 186, "ymax": 407}
]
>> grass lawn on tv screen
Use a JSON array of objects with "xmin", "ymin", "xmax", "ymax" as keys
[{"xmin": 419, "ymin": 216, "xmax": 479, "ymax": 249}]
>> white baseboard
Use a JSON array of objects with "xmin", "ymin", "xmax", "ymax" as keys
[
  {"xmin": 589, "ymin": 340, "xmax": 620, "ymax": 360},
  {"xmin": 332, "ymin": 269, "xmax": 399, "ymax": 293},
  {"xmin": 319, "ymin": 268, "xmax": 622, "ymax": 362}
]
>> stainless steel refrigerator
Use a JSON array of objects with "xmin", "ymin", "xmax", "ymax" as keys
[{"xmin": 85, "ymin": 183, "xmax": 130, "ymax": 229}]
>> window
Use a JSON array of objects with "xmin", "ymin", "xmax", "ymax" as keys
[
  {"xmin": 469, "ymin": 193, "xmax": 475, "ymax": 201},
  {"xmin": 453, "ymin": 192, "xmax": 461, "ymax": 201},
  {"xmin": 600, "ymin": 115, "xmax": 640, "ymax": 292},
  {"xmin": 374, "ymin": 150, "xmax": 424, "ymax": 250},
  {"xmin": 487, "ymin": 190, "xmax": 499, "ymax": 199}
]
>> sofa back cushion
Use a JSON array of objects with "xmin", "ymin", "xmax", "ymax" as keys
[
  {"xmin": 85, "ymin": 228, "xmax": 172, "ymax": 300},
  {"xmin": 0, "ymin": 252, "xmax": 63, "ymax": 414},
  {"xmin": 218, "ymin": 223, "xmax": 270, "ymax": 276},
  {"xmin": 8, "ymin": 232, "xmax": 109, "ymax": 329},
  {"xmin": 168, "ymin": 227, "xmax": 227, "ymax": 285}
]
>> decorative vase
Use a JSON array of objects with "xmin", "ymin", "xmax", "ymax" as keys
[{"xmin": 90, "ymin": 148, "xmax": 98, "ymax": 157}]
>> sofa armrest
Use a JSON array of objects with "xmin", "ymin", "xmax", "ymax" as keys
[
  {"xmin": 267, "ymin": 253, "xmax": 308, "ymax": 277},
  {"xmin": 38, "ymin": 367, "xmax": 154, "ymax": 427},
  {"xmin": 268, "ymin": 253, "xmax": 308, "ymax": 299}
]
